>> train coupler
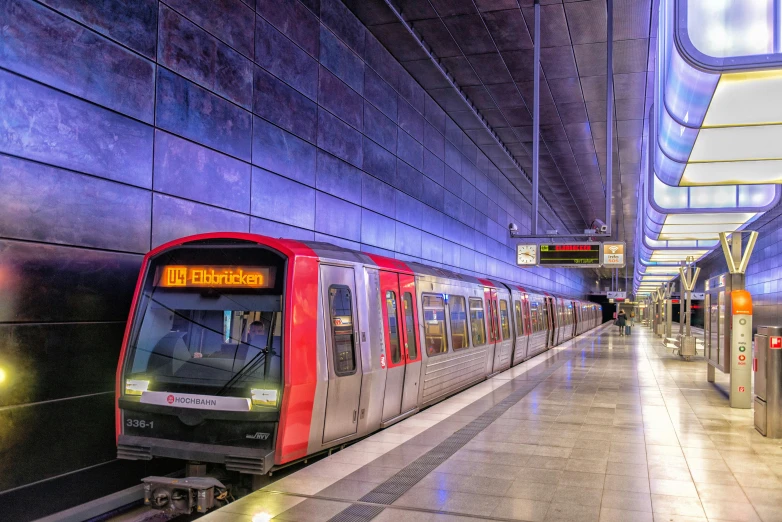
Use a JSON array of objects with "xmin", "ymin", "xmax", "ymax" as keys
[{"xmin": 142, "ymin": 476, "xmax": 228, "ymax": 514}]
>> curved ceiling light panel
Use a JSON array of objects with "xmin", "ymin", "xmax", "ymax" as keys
[
  {"xmin": 644, "ymin": 170, "xmax": 778, "ymax": 241},
  {"xmin": 634, "ymin": 0, "xmax": 782, "ymax": 296},
  {"xmin": 655, "ymin": 0, "xmax": 782, "ymax": 187}
]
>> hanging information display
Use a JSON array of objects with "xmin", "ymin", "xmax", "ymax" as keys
[
  {"xmin": 538, "ymin": 243, "xmax": 601, "ymax": 267},
  {"xmin": 515, "ymin": 241, "xmax": 627, "ymax": 268}
]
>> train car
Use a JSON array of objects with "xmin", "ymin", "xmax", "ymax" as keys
[{"xmin": 115, "ymin": 233, "xmax": 603, "ymax": 513}]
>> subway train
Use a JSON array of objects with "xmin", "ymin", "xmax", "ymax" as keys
[{"xmin": 115, "ymin": 233, "xmax": 602, "ymax": 511}]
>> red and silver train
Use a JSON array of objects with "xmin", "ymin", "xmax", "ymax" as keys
[{"xmin": 116, "ymin": 233, "xmax": 602, "ymax": 507}]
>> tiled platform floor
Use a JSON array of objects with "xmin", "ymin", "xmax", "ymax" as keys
[{"xmin": 202, "ymin": 323, "xmax": 782, "ymax": 522}]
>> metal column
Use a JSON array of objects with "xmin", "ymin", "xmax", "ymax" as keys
[
  {"xmin": 665, "ymin": 282, "xmax": 674, "ymax": 339},
  {"xmin": 677, "ymin": 258, "xmax": 700, "ymax": 360},
  {"xmin": 720, "ymin": 232, "xmax": 757, "ymax": 408},
  {"xmin": 531, "ymin": 0, "xmax": 540, "ymax": 235},
  {"xmin": 605, "ymin": 0, "xmax": 614, "ymax": 238}
]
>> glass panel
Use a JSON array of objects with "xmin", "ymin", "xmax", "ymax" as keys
[
  {"xmin": 403, "ymin": 293, "xmax": 418, "ymax": 360},
  {"xmin": 385, "ymin": 291, "xmax": 401, "ymax": 364},
  {"xmin": 739, "ymin": 185, "xmax": 777, "ymax": 206},
  {"xmin": 705, "ymin": 70, "xmax": 782, "ymax": 127},
  {"xmin": 500, "ymin": 300, "xmax": 511, "ymax": 339},
  {"xmin": 450, "ymin": 296, "xmax": 469, "ymax": 350},
  {"xmin": 687, "ymin": 0, "xmax": 774, "ymax": 58},
  {"xmin": 689, "ymin": 185, "xmax": 737, "ymax": 208},
  {"xmin": 514, "ymin": 300, "xmax": 524, "ymax": 336},
  {"xmin": 423, "ymin": 294, "xmax": 448, "ymax": 356},
  {"xmin": 330, "ymin": 286, "xmax": 356, "ymax": 375},
  {"xmin": 469, "ymin": 298, "xmax": 487, "ymax": 346},
  {"xmin": 653, "ymin": 175, "xmax": 689, "ymax": 209},
  {"xmin": 128, "ymin": 302, "xmax": 282, "ymax": 397},
  {"xmin": 529, "ymin": 301, "xmax": 540, "ymax": 333}
]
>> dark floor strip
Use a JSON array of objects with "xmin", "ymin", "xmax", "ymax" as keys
[
  {"xmin": 324, "ymin": 339, "xmax": 588, "ymax": 522},
  {"xmin": 261, "ymin": 490, "xmax": 532, "ymax": 522}
]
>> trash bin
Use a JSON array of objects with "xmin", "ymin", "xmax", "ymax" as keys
[{"xmin": 754, "ymin": 326, "xmax": 782, "ymax": 437}]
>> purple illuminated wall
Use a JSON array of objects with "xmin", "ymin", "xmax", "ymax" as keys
[
  {"xmin": 692, "ymin": 202, "xmax": 782, "ymax": 327},
  {"xmin": 0, "ymin": 0, "xmax": 590, "ymax": 514}
]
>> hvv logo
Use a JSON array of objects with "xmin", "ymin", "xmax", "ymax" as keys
[{"xmin": 246, "ymin": 432, "xmax": 271, "ymax": 440}]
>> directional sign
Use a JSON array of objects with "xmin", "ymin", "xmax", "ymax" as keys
[
  {"xmin": 607, "ymin": 291, "xmax": 626, "ymax": 299},
  {"xmin": 602, "ymin": 242, "xmax": 626, "ymax": 268},
  {"xmin": 691, "ymin": 292, "xmax": 705, "ymax": 299}
]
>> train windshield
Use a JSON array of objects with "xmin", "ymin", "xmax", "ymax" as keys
[
  {"xmin": 126, "ymin": 291, "xmax": 282, "ymax": 399},
  {"xmin": 124, "ymin": 250, "xmax": 285, "ymax": 404}
]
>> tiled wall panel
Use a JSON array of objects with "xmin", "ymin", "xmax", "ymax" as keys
[
  {"xmin": 694, "ymin": 203, "xmax": 782, "ymax": 331},
  {"xmin": 0, "ymin": 0, "xmax": 591, "ymax": 509}
]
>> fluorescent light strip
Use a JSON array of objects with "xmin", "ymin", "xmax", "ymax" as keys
[
  {"xmin": 665, "ymin": 213, "xmax": 756, "ymax": 224},
  {"xmin": 690, "ymin": 125, "xmax": 782, "ymax": 163},
  {"xmin": 682, "ymin": 160, "xmax": 782, "ymax": 185},
  {"xmin": 704, "ymin": 70, "xmax": 782, "ymax": 127}
]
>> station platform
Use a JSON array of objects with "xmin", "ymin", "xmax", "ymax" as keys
[{"xmin": 201, "ymin": 323, "xmax": 782, "ymax": 522}]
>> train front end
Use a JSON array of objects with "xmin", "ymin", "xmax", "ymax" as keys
[{"xmin": 116, "ymin": 235, "xmax": 303, "ymax": 513}]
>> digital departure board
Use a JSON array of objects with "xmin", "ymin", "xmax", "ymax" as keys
[
  {"xmin": 539, "ymin": 243, "xmax": 601, "ymax": 267},
  {"xmin": 156, "ymin": 265, "xmax": 275, "ymax": 289}
]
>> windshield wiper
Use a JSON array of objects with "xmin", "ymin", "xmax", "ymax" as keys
[{"xmin": 216, "ymin": 312, "xmax": 277, "ymax": 396}]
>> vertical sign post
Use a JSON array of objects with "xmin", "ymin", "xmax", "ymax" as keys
[{"xmin": 731, "ymin": 290, "xmax": 753, "ymax": 408}]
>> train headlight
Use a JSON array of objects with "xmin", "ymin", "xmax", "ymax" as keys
[
  {"xmin": 126, "ymin": 379, "xmax": 150, "ymax": 396},
  {"xmin": 251, "ymin": 388, "xmax": 278, "ymax": 407}
]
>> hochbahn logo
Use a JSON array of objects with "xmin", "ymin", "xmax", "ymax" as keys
[{"xmin": 166, "ymin": 394, "xmax": 218, "ymax": 407}]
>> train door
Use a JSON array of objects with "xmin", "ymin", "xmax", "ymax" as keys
[
  {"xmin": 512, "ymin": 294, "xmax": 528, "ymax": 363},
  {"xmin": 494, "ymin": 290, "xmax": 513, "ymax": 372},
  {"xmin": 380, "ymin": 271, "xmax": 421, "ymax": 423},
  {"xmin": 571, "ymin": 301, "xmax": 578, "ymax": 337},
  {"xmin": 558, "ymin": 299, "xmax": 566, "ymax": 343},
  {"xmin": 321, "ymin": 265, "xmax": 362, "ymax": 443},
  {"xmin": 546, "ymin": 297, "xmax": 556, "ymax": 347},
  {"xmin": 484, "ymin": 287, "xmax": 504, "ymax": 373}
]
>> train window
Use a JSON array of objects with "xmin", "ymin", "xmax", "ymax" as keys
[
  {"xmin": 529, "ymin": 301, "xmax": 540, "ymax": 333},
  {"xmin": 422, "ymin": 294, "xmax": 448, "ymax": 356},
  {"xmin": 514, "ymin": 300, "xmax": 524, "ymax": 336},
  {"xmin": 469, "ymin": 298, "xmax": 487, "ymax": 346},
  {"xmin": 499, "ymin": 300, "xmax": 511, "ymax": 340},
  {"xmin": 329, "ymin": 285, "xmax": 357, "ymax": 376},
  {"xmin": 403, "ymin": 293, "xmax": 418, "ymax": 360},
  {"xmin": 385, "ymin": 291, "xmax": 402, "ymax": 364},
  {"xmin": 449, "ymin": 296, "xmax": 469, "ymax": 350}
]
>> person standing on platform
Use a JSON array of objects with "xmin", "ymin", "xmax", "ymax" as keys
[{"xmin": 616, "ymin": 310, "xmax": 627, "ymax": 336}]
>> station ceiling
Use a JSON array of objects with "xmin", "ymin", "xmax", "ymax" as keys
[{"xmin": 344, "ymin": 0, "xmax": 655, "ymax": 275}]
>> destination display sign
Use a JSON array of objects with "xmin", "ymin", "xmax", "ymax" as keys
[
  {"xmin": 539, "ymin": 243, "xmax": 601, "ymax": 267},
  {"xmin": 157, "ymin": 265, "xmax": 274, "ymax": 289}
]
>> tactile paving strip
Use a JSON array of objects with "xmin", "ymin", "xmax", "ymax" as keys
[{"xmin": 326, "ymin": 349, "xmax": 579, "ymax": 522}]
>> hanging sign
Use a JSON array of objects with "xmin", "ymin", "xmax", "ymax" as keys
[{"xmin": 602, "ymin": 242, "xmax": 626, "ymax": 268}]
